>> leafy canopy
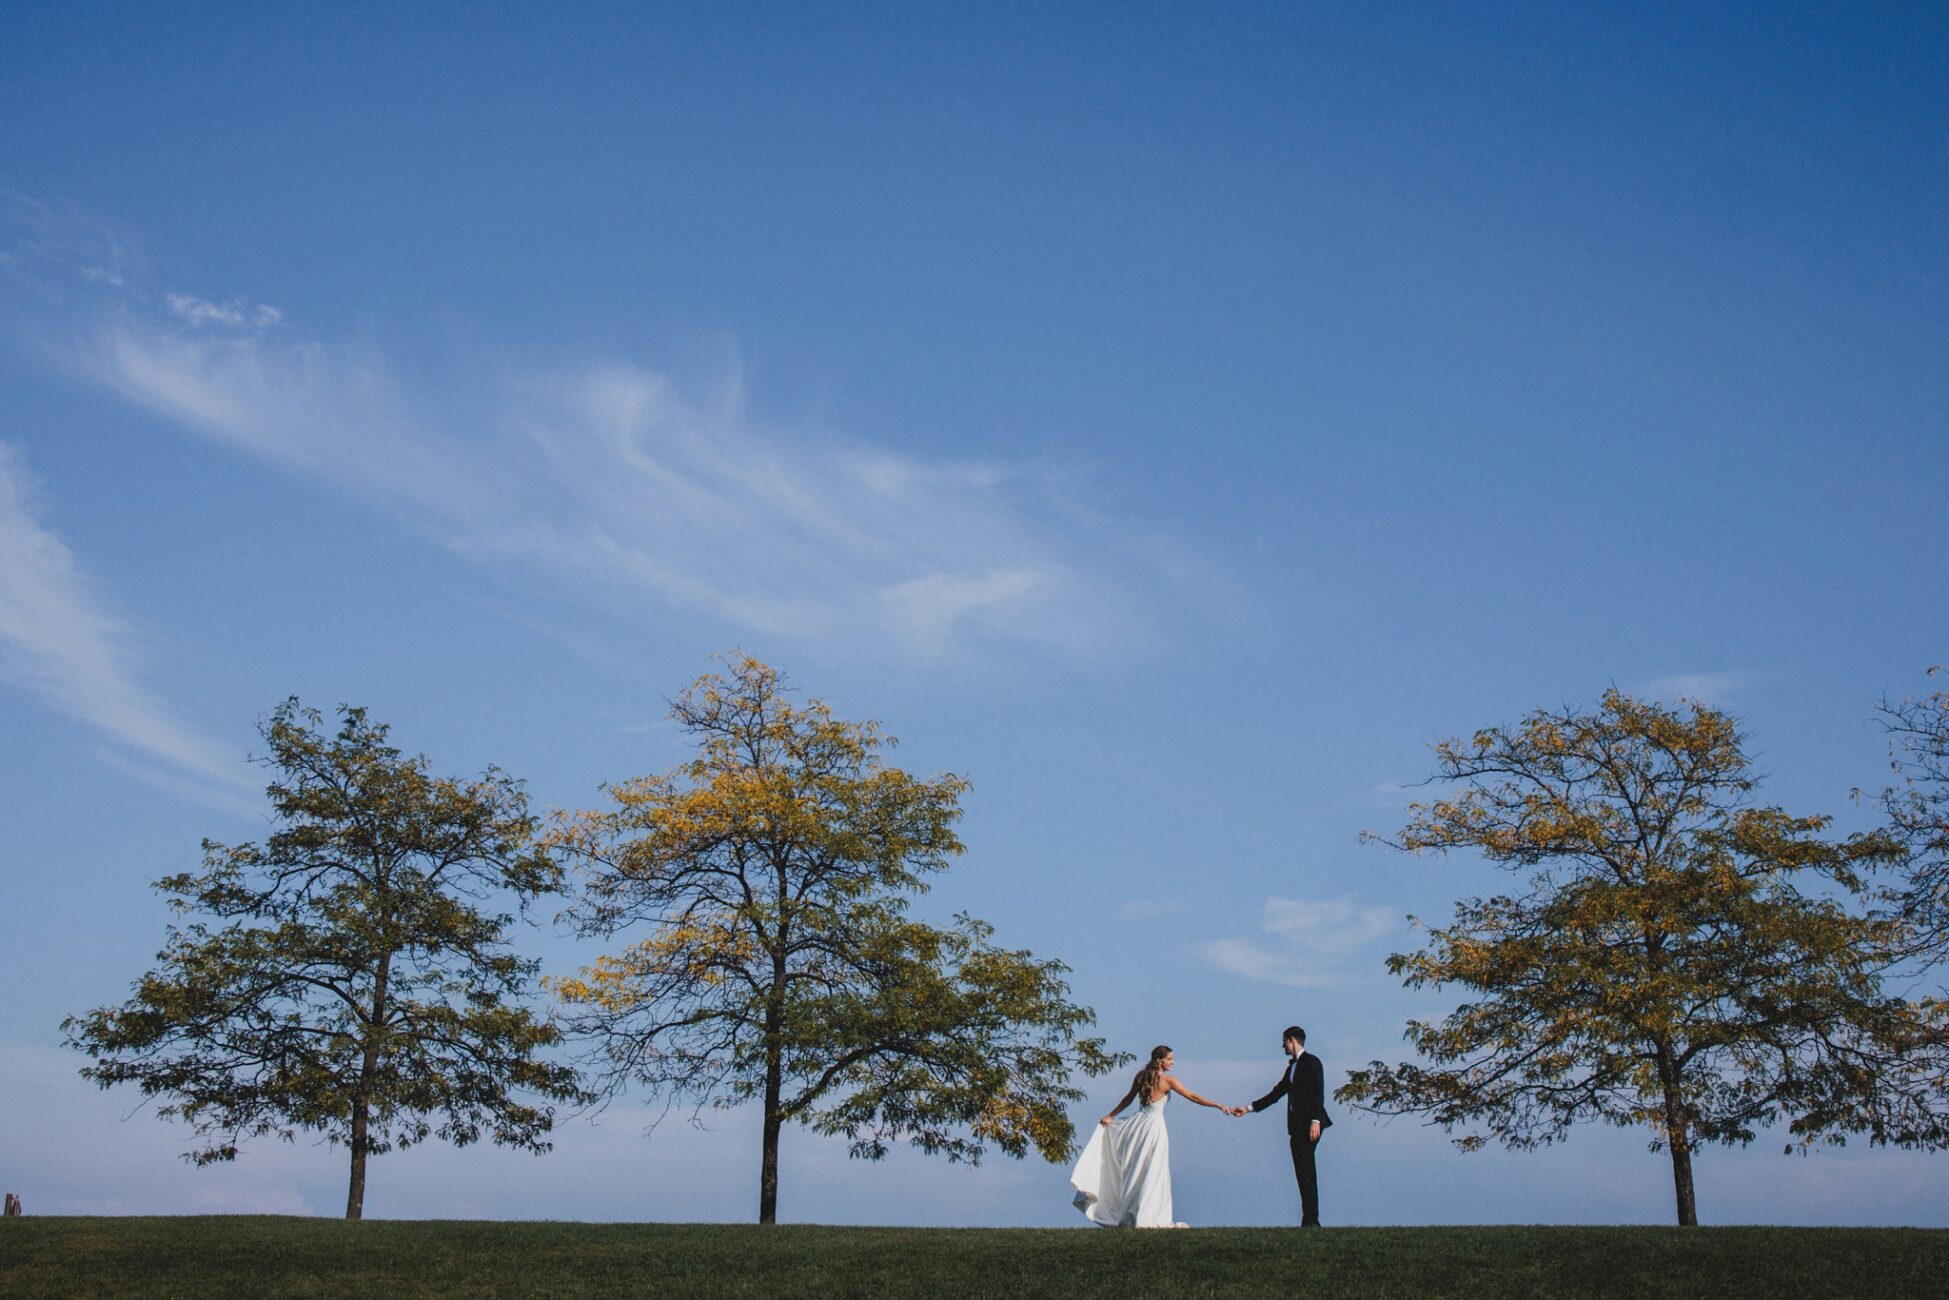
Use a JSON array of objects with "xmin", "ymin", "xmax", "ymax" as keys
[
  {"xmin": 64, "ymin": 700, "xmax": 585, "ymax": 1184},
  {"xmin": 549, "ymin": 655, "xmax": 1125, "ymax": 1169},
  {"xmin": 1341, "ymin": 691, "xmax": 1947, "ymax": 1202}
]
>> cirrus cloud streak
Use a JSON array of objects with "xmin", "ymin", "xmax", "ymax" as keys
[
  {"xmin": 49, "ymin": 269, "xmax": 1181, "ymax": 662},
  {"xmin": 0, "ymin": 441, "xmax": 254, "ymax": 806},
  {"xmin": 1197, "ymin": 895, "xmax": 1400, "ymax": 988}
]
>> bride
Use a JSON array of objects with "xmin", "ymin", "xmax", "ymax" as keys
[{"xmin": 1069, "ymin": 1044, "xmax": 1232, "ymax": 1228}]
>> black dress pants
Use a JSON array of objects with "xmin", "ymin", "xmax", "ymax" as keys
[{"xmin": 1290, "ymin": 1131, "xmax": 1321, "ymax": 1226}]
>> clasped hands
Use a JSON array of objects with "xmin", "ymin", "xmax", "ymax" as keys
[
  {"xmin": 1099, "ymin": 1104, "xmax": 1283, "ymax": 1121},
  {"xmin": 1216, "ymin": 1106, "xmax": 1323, "ymax": 1139}
]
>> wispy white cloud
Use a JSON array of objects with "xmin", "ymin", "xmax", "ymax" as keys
[
  {"xmin": 878, "ymin": 567, "xmax": 1050, "ymax": 656},
  {"xmin": 88, "ymin": 326, "xmax": 486, "ymax": 524},
  {"xmin": 26, "ymin": 254, "xmax": 1180, "ymax": 662},
  {"xmin": 1634, "ymin": 671, "xmax": 1754, "ymax": 708},
  {"xmin": 0, "ymin": 441, "xmax": 254, "ymax": 807},
  {"xmin": 1, "ymin": 192, "xmax": 144, "ymax": 305},
  {"xmin": 164, "ymin": 293, "xmax": 282, "ymax": 329},
  {"xmin": 1196, "ymin": 895, "xmax": 1400, "ymax": 988}
]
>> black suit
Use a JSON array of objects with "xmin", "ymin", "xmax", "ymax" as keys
[{"xmin": 1251, "ymin": 1051, "xmax": 1331, "ymax": 1226}]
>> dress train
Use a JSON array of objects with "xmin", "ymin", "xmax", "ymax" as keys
[{"xmin": 1068, "ymin": 1095, "xmax": 1186, "ymax": 1228}]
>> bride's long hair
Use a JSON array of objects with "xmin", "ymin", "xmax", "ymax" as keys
[{"xmin": 1133, "ymin": 1045, "xmax": 1171, "ymax": 1103}]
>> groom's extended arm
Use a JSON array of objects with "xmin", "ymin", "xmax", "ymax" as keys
[{"xmin": 1247, "ymin": 1071, "xmax": 1290, "ymax": 1115}]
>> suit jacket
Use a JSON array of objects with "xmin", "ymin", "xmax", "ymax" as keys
[{"xmin": 1251, "ymin": 1051, "xmax": 1332, "ymax": 1138}]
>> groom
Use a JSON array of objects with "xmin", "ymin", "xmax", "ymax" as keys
[{"xmin": 1233, "ymin": 1025, "xmax": 1331, "ymax": 1227}]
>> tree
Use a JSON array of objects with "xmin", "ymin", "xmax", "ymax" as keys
[
  {"xmin": 64, "ymin": 700, "xmax": 586, "ymax": 1219},
  {"xmin": 1875, "ymin": 665, "xmax": 1949, "ymax": 965},
  {"xmin": 1339, "ymin": 690, "xmax": 1949, "ymax": 1225},
  {"xmin": 547, "ymin": 654, "xmax": 1126, "ymax": 1224}
]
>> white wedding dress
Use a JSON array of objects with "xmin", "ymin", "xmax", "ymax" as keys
[{"xmin": 1069, "ymin": 1092, "xmax": 1187, "ymax": 1228}]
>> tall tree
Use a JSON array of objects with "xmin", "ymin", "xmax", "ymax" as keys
[
  {"xmin": 548, "ymin": 654, "xmax": 1126, "ymax": 1224},
  {"xmin": 1340, "ymin": 690, "xmax": 1949, "ymax": 1225},
  {"xmin": 64, "ymin": 700, "xmax": 585, "ymax": 1219}
]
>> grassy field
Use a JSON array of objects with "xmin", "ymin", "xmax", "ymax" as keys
[{"xmin": 2, "ymin": 1218, "xmax": 1944, "ymax": 1298}]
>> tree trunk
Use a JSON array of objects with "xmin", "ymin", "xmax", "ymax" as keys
[
  {"xmin": 1654, "ymin": 1041, "xmax": 1698, "ymax": 1226},
  {"xmin": 346, "ymin": 949, "xmax": 393, "ymax": 1221},
  {"xmin": 758, "ymin": 971, "xmax": 786, "ymax": 1225},
  {"xmin": 1667, "ymin": 1126, "xmax": 1698, "ymax": 1227},
  {"xmin": 758, "ymin": 875, "xmax": 789, "ymax": 1225},
  {"xmin": 345, "ymin": 1093, "xmax": 371, "ymax": 1221},
  {"xmin": 759, "ymin": 1071, "xmax": 783, "ymax": 1226}
]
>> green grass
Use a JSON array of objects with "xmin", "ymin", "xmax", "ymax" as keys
[{"xmin": 1, "ymin": 1219, "xmax": 1944, "ymax": 1298}]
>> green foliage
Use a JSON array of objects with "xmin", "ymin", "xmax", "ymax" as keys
[
  {"xmin": 62, "ymin": 700, "xmax": 586, "ymax": 1218},
  {"xmin": 549, "ymin": 654, "xmax": 1126, "ymax": 1221},
  {"xmin": 1341, "ymin": 690, "xmax": 1949, "ymax": 1225},
  {"xmin": 5, "ymin": 1219, "xmax": 1949, "ymax": 1299}
]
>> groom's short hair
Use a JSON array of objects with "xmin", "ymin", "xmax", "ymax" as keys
[{"xmin": 1285, "ymin": 1025, "xmax": 1305, "ymax": 1045}]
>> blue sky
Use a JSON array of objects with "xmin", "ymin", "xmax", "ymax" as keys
[{"xmin": 2, "ymin": 2, "xmax": 1946, "ymax": 1225}]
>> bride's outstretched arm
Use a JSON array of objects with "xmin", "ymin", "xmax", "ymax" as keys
[
  {"xmin": 1164, "ymin": 1077, "xmax": 1228, "ymax": 1111},
  {"xmin": 1101, "ymin": 1085, "xmax": 1138, "ymax": 1126}
]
